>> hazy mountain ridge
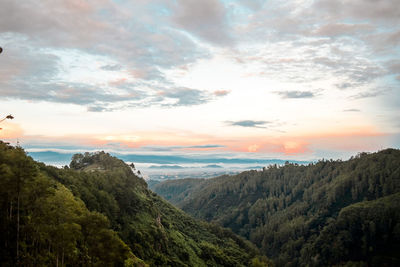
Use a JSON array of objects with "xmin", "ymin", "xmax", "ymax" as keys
[
  {"xmin": 153, "ymin": 149, "xmax": 400, "ymax": 266},
  {"xmin": 28, "ymin": 150, "xmax": 308, "ymax": 165},
  {"xmin": 28, "ymin": 150, "xmax": 311, "ymax": 181},
  {"xmin": 0, "ymin": 142, "xmax": 267, "ymax": 266}
]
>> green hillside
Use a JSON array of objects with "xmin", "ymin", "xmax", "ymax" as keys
[
  {"xmin": 150, "ymin": 178, "xmax": 208, "ymax": 206},
  {"xmin": 0, "ymin": 141, "xmax": 267, "ymax": 266},
  {"xmin": 153, "ymin": 149, "xmax": 400, "ymax": 266}
]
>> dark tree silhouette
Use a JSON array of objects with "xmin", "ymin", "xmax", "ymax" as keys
[
  {"xmin": 0, "ymin": 114, "xmax": 14, "ymax": 123},
  {"xmin": 0, "ymin": 114, "xmax": 14, "ymax": 130}
]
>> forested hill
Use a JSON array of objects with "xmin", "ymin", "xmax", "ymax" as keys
[
  {"xmin": 152, "ymin": 149, "xmax": 400, "ymax": 266},
  {"xmin": 0, "ymin": 141, "xmax": 268, "ymax": 267}
]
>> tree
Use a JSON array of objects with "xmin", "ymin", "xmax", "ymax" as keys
[
  {"xmin": 9, "ymin": 146, "xmax": 37, "ymax": 262},
  {"xmin": 0, "ymin": 114, "xmax": 14, "ymax": 130}
]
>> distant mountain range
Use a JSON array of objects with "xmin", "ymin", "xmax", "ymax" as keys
[
  {"xmin": 28, "ymin": 150, "xmax": 310, "ymax": 181},
  {"xmin": 149, "ymin": 164, "xmax": 224, "ymax": 169},
  {"xmin": 27, "ymin": 150, "xmax": 309, "ymax": 166}
]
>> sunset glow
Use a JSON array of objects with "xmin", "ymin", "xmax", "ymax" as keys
[{"xmin": 1, "ymin": 0, "xmax": 399, "ymax": 163}]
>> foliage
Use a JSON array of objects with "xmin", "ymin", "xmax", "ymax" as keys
[
  {"xmin": 0, "ymin": 142, "xmax": 132, "ymax": 266},
  {"xmin": 313, "ymin": 192, "xmax": 400, "ymax": 266},
  {"xmin": 153, "ymin": 149, "xmax": 400, "ymax": 266},
  {"xmin": 150, "ymin": 178, "xmax": 208, "ymax": 206},
  {"xmin": 0, "ymin": 142, "xmax": 263, "ymax": 266}
]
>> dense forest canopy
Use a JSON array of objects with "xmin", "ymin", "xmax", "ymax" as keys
[
  {"xmin": 0, "ymin": 144, "xmax": 135, "ymax": 266},
  {"xmin": 0, "ymin": 142, "xmax": 268, "ymax": 266},
  {"xmin": 153, "ymin": 149, "xmax": 400, "ymax": 266}
]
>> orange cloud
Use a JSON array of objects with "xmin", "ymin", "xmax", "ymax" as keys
[
  {"xmin": 226, "ymin": 140, "xmax": 309, "ymax": 155},
  {"xmin": 247, "ymin": 144, "xmax": 260, "ymax": 152},
  {"xmin": 91, "ymin": 131, "xmax": 217, "ymax": 149},
  {"xmin": 275, "ymin": 141, "xmax": 309, "ymax": 155},
  {"xmin": 212, "ymin": 127, "xmax": 385, "ymax": 156},
  {"xmin": 11, "ymin": 126, "xmax": 393, "ymax": 160}
]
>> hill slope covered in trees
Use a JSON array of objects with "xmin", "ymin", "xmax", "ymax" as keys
[
  {"xmin": 0, "ymin": 141, "xmax": 266, "ymax": 266},
  {"xmin": 152, "ymin": 149, "xmax": 400, "ymax": 266}
]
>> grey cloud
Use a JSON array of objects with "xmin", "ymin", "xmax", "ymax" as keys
[
  {"xmin": 231, "ymin": 34, "xmax": 385, "ymax": 91},
  {"xmin": 235, "ymin": 0, "xmax": 398, "ymax": 89},
  {"xmin": 238, "ymin": 0, "xmax": 266, "ymax": 10},
  {"xmin": 0, "ymin": 39, "xmax": 60, "ymax": 82},
  {"xmin": 275, "ymin": 90, "xmax": 316, "ymax": 99},
  {"xmin": 385, "ymin": 30, "xmax": 400, "ymax": 47},
  {"xmin": 2, "ymin": 75, "xmax": 218, "ymax": 108},
  {"xmin": 387, "ymin": 60, "xmax": 400, "ymax": 73},
  {"xmin": 87, "ymin": 106, "xmax": 115, "ymax": 112},
  {"xmin": 0, "ymin": 0, "xmax": 107, "ymax": 48},
  {"xmin": 6, "ymin": 82, "xmax": 141, "ymax": 105},
  {"xmin": 187, "ymin": 145, "xmax": 225, "ymax": 149},
  {"xmin": 313, "ymin": 57, "xmax": 341, "ymax": 69},
  {"xmin": 139, "ymin": 144, "xmax": 225, "ymax": 152},
  {"xmin": 237, "ymin": 2, "xmax": 312, "ymax": 41},
  {"xmin": 357, "ymin": 29, "xmax": 400, "ymax": 56},
  {"xmin": 310, "ymin": 0, "xmax": 400, "ymax": 55},
  {"xmin": 313, "ymin": 23, "xmax": 373, "ymax": 37},
  {"xmin": 100, "ymin": 64, "xmax": 122, "ymax": 71},
  {"xmin": 0, "ymin": 42, "xmax": 151, "ymax": 107},
  {"xmin": 138, "ymin": 146, "xmax": 177, "ymax": 152},
  {"xmin": 350, "ymin": 90, "xmax": 387, "ymax": 100},
  {"xmin": 346, "ymin": 65, "xmax": 384, "ymax": 84},
  {"xmin": 312, "ymin": 56, "xmax": 384, "ymax": 84},
  {"xmin": 314, "ymin": 0, "xmax": 400, "ymax": 23},
  {"xmin": 2, "ymin": 57, "xmax": 221, "ymax": 108},
  {"xmin": 0, "ymin": 0, "xmax": 210, "ymax": 90},
  {"xmin": 226, "ymin": 120, "xmax": 270, "ymax": 128},
  {"xmin": 336, "ymin": 82, "xmax": 355, "ymax": 90},
  {"xmin": 160, "ymin": 87, "xmax": 210, "ymax": 106},
  {"xmin": 87, "ymin": 106, "xmax": 107, "ymax": 112},
  {"xmin": 386, "ymin": 60, "xmax": 400, "ymax": 80},
  {"xmin": 343, "ymin": 109, "xmax": 361, "ymax": 112},
  {"xmin": 0, "ymin": 1, "xmax": 217, "ymax": 109},
  {"xmin": 1, "ymin": 0, "xmax": 398, "ymax": 111},
  {"xmin": 172, "ymin": 0, "xmax": 233, "ymax": 45}
]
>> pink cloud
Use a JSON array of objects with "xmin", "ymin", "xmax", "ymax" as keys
[
  {"xmin": 108, "ymin": 78, "xmax": 128, "ymax": 86},
  {"xmin": 214, "ymin": 90, "xmax": 230, "ymax": 97}
]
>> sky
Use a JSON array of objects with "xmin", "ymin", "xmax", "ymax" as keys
[{"xmin": 0, "ymin": 0, "xmax": 400, "ymax": 163}]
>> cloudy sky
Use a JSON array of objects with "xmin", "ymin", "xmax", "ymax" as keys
[{"xmin": 0, "ymin": 0, "xmax": 399, "ymax": 161}]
